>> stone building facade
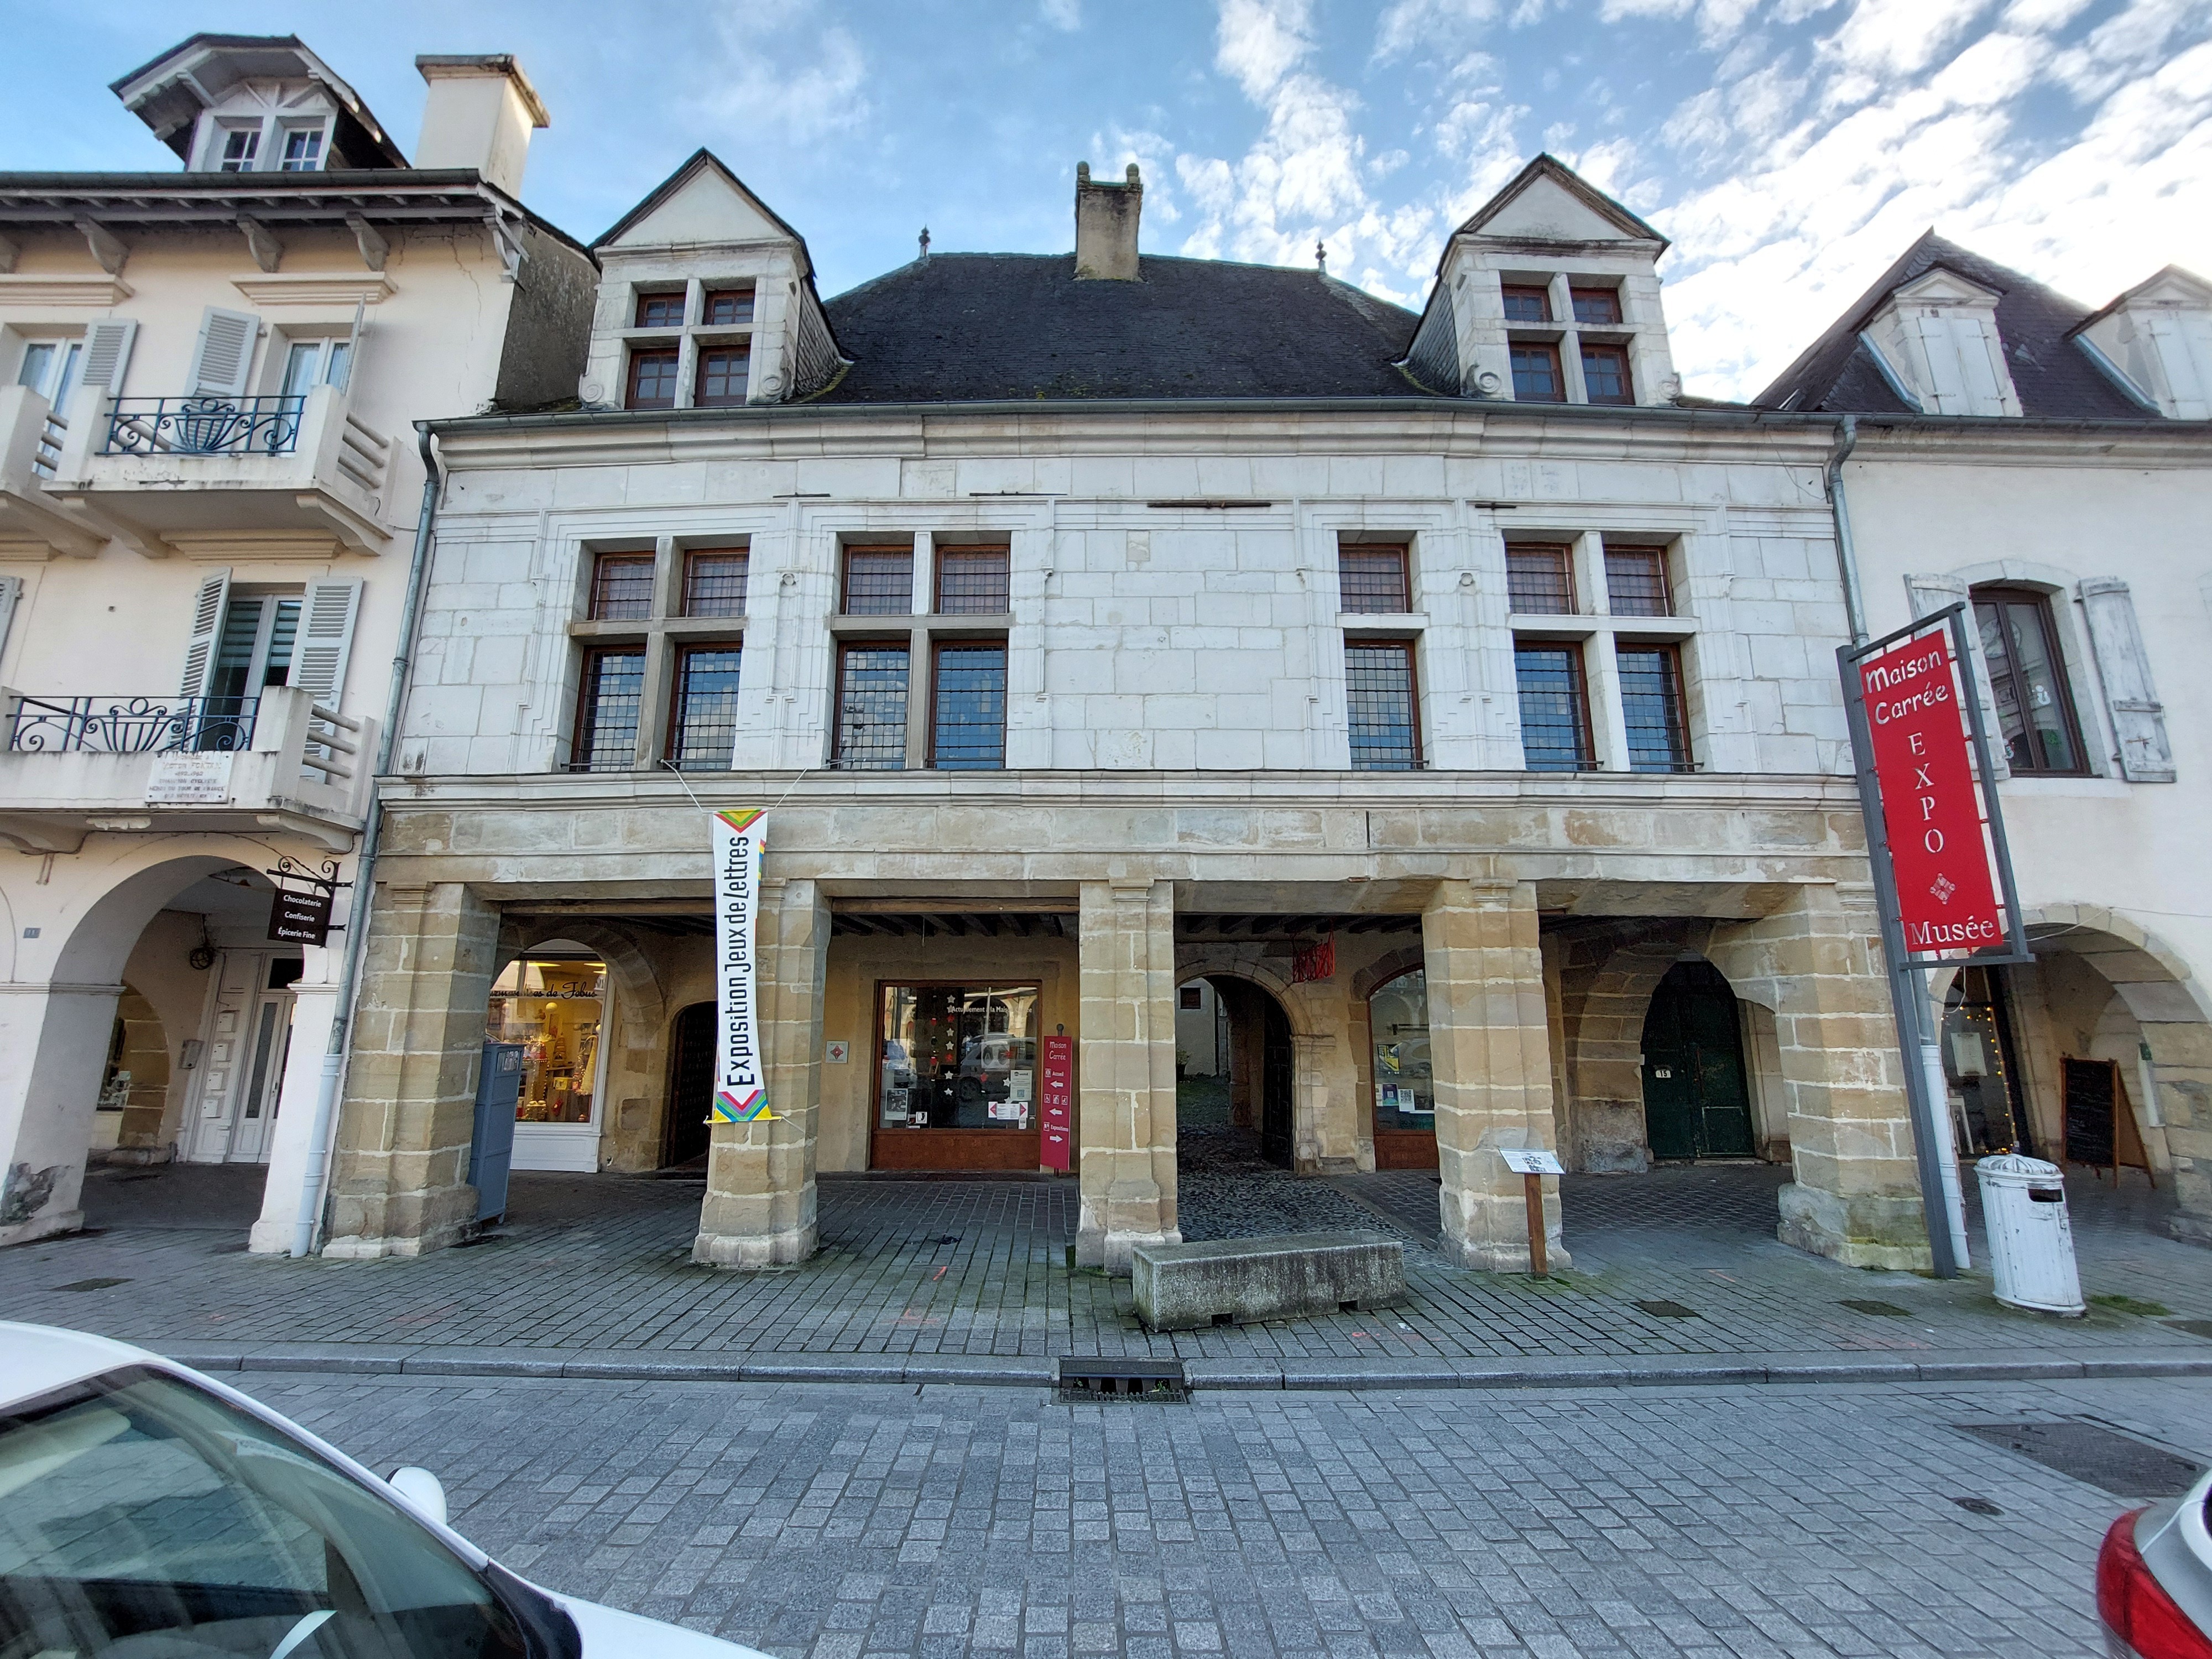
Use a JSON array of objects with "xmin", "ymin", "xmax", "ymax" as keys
[{"xmin": 324, "ymin": 154, "xmax": 1936, "ymax": 1275}]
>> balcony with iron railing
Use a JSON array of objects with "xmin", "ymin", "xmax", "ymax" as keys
[
  {"xmin": 18, "ymin": 379, "xmax": 394, "ymax": 557},
  {"xmin": 0, "ymin": 686, "xmax": 377, "ymax": 854}
]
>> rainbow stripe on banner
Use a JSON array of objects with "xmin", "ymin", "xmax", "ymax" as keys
[{"xmin": 709, "ymin": 807, "xmax": 774, "ymax": 1125}]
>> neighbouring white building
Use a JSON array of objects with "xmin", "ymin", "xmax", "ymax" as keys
[
  {"xmin": 0, "ymin": 34, "xmax": 595, "ymax": 1250},
  {"xmin": 1756, "ymin": 233, "xmax": 2212, "ymax": 1248}
]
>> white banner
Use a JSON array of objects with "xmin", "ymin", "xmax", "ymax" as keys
[{"xmin": 711, "ymin": 809, "xmax": 772, "ymax": 1123}]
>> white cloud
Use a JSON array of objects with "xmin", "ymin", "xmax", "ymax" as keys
[
  {"xmin": 688, "ymin": 3, "xmax": 869, "ymax": 143},
  {"xmin": 1374, "ymin": 0, "xmax": 1504, "ymax": 61},
  {"xmin": 1214, "ymin": 0, "xmax": 1316, "ymax": 99},
  {"xmin": 1040, "ymin": 0, "xmax": 1082, "ymax": 28}
]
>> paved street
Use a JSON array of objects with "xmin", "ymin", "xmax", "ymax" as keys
[
  {"xmin": 231, "ymin": 1368, "xmax": 2210, "ymax": 1659},
  {"xmin": 11, "ymin": 1142, "xmax": 2210, "ymax": 1376}
]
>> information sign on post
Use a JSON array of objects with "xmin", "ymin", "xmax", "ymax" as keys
[
  {"xmin": 1840, "ymin": 604, "xmax": 2031, "ymax": 1281},
  {"xmin": 1039, "ymin": 1034, "xmax": 1074, "ymax": 1171},
  {"xmin": 1497, "ymin": 1147, "xmax": 1565, "ymax": 1277}
]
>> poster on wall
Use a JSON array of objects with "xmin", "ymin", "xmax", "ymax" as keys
[
  {"xmin": 711, "ymin": 808, "xmax": 774, "ymax": 1124},
  {"xmin": 1039, "ymin": 1035, "xmax": 1073, "ymax": 1170}
]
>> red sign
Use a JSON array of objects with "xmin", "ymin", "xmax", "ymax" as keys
[
  {"xmin": 1039, "ymin": 1035, "xmax": 1074, "ymax": 1171},
  {"xmin": 1859, "ymin": 630, "xmax": 2005, "ymax": 956}
]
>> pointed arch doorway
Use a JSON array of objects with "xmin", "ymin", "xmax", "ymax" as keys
[{"xmin": 1639, "ymin": 960, "xmax": 1754, "ymax": 1160}]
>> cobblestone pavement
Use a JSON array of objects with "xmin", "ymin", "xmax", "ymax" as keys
[
  {"xmin": 8, "ymin": 1143, "xmax": 2208, "ymax": 1369},
  {"xmin": 227, "ymin": 1368, "xmax": 2212, "ymax": 1658}
]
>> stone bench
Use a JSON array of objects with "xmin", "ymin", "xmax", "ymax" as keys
[{"xmin": 1131, "ymin": 1232, "xmax": 1407, "ymax": 1332}]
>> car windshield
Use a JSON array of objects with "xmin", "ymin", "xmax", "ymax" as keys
[{"xmin": 0, "ymin": 1368, "xmax": 528, "ymax": 1659}]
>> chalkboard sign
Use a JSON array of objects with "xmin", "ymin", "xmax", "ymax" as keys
[{"xmin": 2063, "ymin": 1057, "xmax": 2116, "ymax": 1168}]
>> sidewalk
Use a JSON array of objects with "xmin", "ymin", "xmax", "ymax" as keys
[{"xmin": 6, "ymin": 1136, "xmax": 2208, "ymax": 1387}]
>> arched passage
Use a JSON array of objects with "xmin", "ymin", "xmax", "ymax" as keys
[
  {"xmin": 1178, "ymin": 972, "xmax": 1298, "ymax": 1168},
  {"xmin": 1639, "ymin": 961, "xmax": 1755, "ymax": 1160}
]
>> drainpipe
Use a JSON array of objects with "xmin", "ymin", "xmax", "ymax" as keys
[
  {"xmin": 1825, "ymin": 413, "xmax": 1867, "ymax": 645},
  {"xmin": 289, "ymin": 424, "xmax": 444, "ymax": 1256}
]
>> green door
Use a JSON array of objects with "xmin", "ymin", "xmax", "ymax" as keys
[{"xmin": 1640, "ymin": 962, "xmax": 1755, "ymax": 1160}]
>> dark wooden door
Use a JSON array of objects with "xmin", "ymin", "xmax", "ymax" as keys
[
  {"xmin": 1640, "ymin": 962, "xmax": 1754, "ymax": 1160},
  {"xmin": 1260, "ymin": 997, "xmax": 1295, "ymax": 1168},
  {"xmin": 665, "ymin": 1002, "xmax": 715, "ymax": 1168}
]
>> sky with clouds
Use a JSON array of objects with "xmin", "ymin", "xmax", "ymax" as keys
[{"xmin": 5, "ymin": 0, "xmax": 2206, "ymax": 398}]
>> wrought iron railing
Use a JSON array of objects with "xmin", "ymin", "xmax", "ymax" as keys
[
  {"xmin": 102, "ymin": 396, "xmax": 305, "ymax": 457},
  {"xmin": 8, "ymin": 695, "xmax": 260, "ymax": 754}
]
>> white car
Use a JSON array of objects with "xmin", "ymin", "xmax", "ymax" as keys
[
  {"xmin": 2098, "ymin": 1463, "xmax": 2212, "ymax": 1659},
  {"xmin": 0, "ymin": 1322, "xmax": 762, "ymax": 1659}
]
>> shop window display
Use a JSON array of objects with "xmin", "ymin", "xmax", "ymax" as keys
[
  {"xmin": 1369, "ymin": 969, "xmax": 1434, "ymax": 1131},
  {"xmin": 487, "ymin": 956, "xmax": 607, "ymax": 1124},
  {"xmin": 878, "ymin": 983, "xmax": 1040, "ymax": 1130}
]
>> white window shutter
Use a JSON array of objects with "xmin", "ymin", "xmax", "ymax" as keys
[
  {"xmin": 186, "ymin": 307, "xmax": 260, "ymax": 399},
  {"xmin": 2078, "ymin": 578, "xmax": 2174, "ymax": 782},
  {"xmin": 291, "ymin": 579, "xmax": 362, "ymax": 708},
  {"xmin": 180, "ymin": 568, "xmax": 232, "ymax": 700},
  {"xmin": 1950, "ymin": 317, "xmax": 2006, "ymax": 412},
  {"xmin": 1905, "ymin": 573, "xmax": 2008, "ymax": 781},
  {"xmin": 0, "ymin": 574, "xmax": 22, "ymax": 671},
  {"xmin": 79, "ymin": 319, "xmax": 138, "ymax": 395},
  {"xmin": 1916, "ymin": 316, "xmax": 1969, "ymax": 412}
]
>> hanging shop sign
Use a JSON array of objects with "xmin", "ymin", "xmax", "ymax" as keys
[
  {"xmin": 263, "ymin": 856, "xmax": 348, "ymax": 948},
  {"xmin": 1854, "ymin": 627, "xmax": 2006, "ymax": 957},
  {"xmin": 711, "ymin": 808, "xmax": 774, "ymax": 1124},
  {"xmin": 1291, "ymin": 934, "xmax": 1335, "ymax": 984},
  {"xmin": 1039, "ymin": 1034, "xmax": 1074, "ymax": 1171}
]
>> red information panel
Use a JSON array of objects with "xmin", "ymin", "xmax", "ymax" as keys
[
  {"xmin": 1859, "ymin": 630, "xmax": 2005, "ymax": 956},
  {"xmin": 1039, "ymin": 1035, "xmax": 1074, "ymax": 1171}
]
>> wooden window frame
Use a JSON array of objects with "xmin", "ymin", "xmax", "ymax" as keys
[
  {"xmin": 833, "ymin": 637, "xmax": 912, "ymax": 770},
  {"xmin": 1343, "ymin": 638, "xmax": 1423, "ymax": 772},
  {"xmin": 588, "ymin": 552, "xmax": 656, "ymax": 621},
  {"xmin": 625, "ymin": 346, "xmax": 679, "ymax": 410},
  {"xmin": 1569, "ymin": 286, "xmax": 1622, "ymax": 326},
  {"xmin": 1602, "ymin": 545, "xmax": 1672, "ymax": 617},
  {"xmin": 1337, "ymin": 542, "xmax": 1412, "ymax": 614},
  {"xmin": 868, "ymin": 977, "xmax": 1046, "ymax": 1171},
  {"xmin": 570, "ymin": 645, "xmax": 646, "ymax": 773},
  {"xmin": 1514, "ymin": 641, "xmax": 1597, "ymax": 772},
  {"xmin": 926, "ymin": 637, "xmax": 1009, "ymax": 770},
  {"xmin": 1616, "ymin": 641, "xmax": 1693, "ymax": 774},
  {"xmin": 841, "ymin": 545, "xmax": 916, "ymax": 617},
  {"xmin": 1973, "ymin": 585, "xmax": 2090, "ymax": 777},
  {"xmin": 1505, "ymin": 542, "xmax": 1577, "ymax": 615},
  {"xmin": 665, "ymin": 641, "xmax": 745, "ymax": 771},
  {"xmin": 633, "ymin": 290, "xmax": 686, "ymax": 330},
  {"xmin": 1579, "ymin": 342, "xmax": 1634, "ymax": 405},
  {"xmin": 1510, "ymin": 341, "xmax": 1566, "ymax": 403},
  {"xmin": 1501, "ymin": 284, "xmax": 1552, "ymax": 324},
  {"xmin": 681, "ymin": 548, "xmax": 749, "ymax": 619},
  {"xmin": 933, "ymin": 546, "xmax": 1013, "ymax": 616},
  {"xmin": 693, "ymin": 341, "xmax": 750, "ymax": 408},
  {"xmin": 702, "ymin": 285, "xmax": 755, "ymax": 327}
]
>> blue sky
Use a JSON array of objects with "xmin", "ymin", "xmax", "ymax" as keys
[{"xmin": 5, "ymin": 0, "xmax": 2206, "ymax": 398}]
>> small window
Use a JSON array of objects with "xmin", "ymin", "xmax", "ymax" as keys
[
  {"xmin": 1515, "ymin": 645, "xmax": 1593, "ymax": 771},
  {"xmin": 1580, "ymin": 343, "xmax": 1634, "ymax": 405},
  {"xmin": 1506, "ymin": 544, "xmax": 1575, "ymax": 614},
  {"xmin": 1345, "ymin": 642, "xmax": 1420, "ymax": 771},
  {"xmin": 835, "ymin": 642, "xmax": 910, "ymax": 769},
  {"xmin": 280, "ymin": 340, "xmax": 351, "ymax": 399},
  {"xmin": 17, "ymin": 340, "xmax": 83, "ymax": 406},
  {"xmin": 1618, "ymin": 644, "xmax": 1692, "ymax": 773},
  {"xmin": 278, "ymin": 127, "xmax": 324, "ymax": 171},
  {"xmin": 634, "ymin": 292, "xmax": 685, "ymax": 329},
  {"xmin": 668, "ymin": 645, "xmax": 744, "ymax": 771},
  {"xmin": 935, "ymin": 547, "xmax": 1011, "ymax": 615},
  {"xmin": 1570, "ymin": 288, "xmax": 1621, "ymax": 326},
  {"xmin": 1974, "ymin": 587, "xmax": 2086, "ymax": 775},
  {"xmin": 704, "ymin": 287, "xmax": 755, "ymax": 326},
  {"xmin": 695, "ymin": 343, "xmax": 749, "ymax": 407},
  {"xmin": 1510, "ymin": 342, "xmax": 1564, "ymax": 402},
  {"xmin": 626, "ymin": 348, "xmax": 679, "ymax": 410},
  {"xmin": 1338, "ymin": 544, "xmax": 1411, "ymax": 614},
  {"xmin": 931, "ymin": 641, "xmax": 1008, "ymax": 770},
  {"xmin": 842, "ymin": 546, "xmax": 914, "ymax": 615},
  {"xmin": 682, "ymin": 549, "xmax": 748, "ymax": 618},
  {"xmin": 217, "ymin": 126, "xmax": 260, "ymax": 172},
  {"xmin": 1604, "ymin": 547, "xmax": 1671, "ymax": 617},
  {"xmin": 1180, "ymin": 986, "xmax": 1204, "ymax": 1011},
  {"xmin": 589, "ymin": 553, "xmax": 655, "ymax": 620},
  {"xmin": 571, "ymin": 648, "xmax": 645, "ymax": 771},
  {"xmin": 1501, "ymin": 285, "xmax": 1551, "ymax": 324}
]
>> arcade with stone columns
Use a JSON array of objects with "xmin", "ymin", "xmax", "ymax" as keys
[{"xmin": 315, "ymin": 778, "xmax": 1933, "ymax": 1275}]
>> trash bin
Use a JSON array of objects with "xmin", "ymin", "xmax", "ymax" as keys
[
  {"xmin": 469, "ymin": 1042, "xmax": 524, "ymax": 1224},
  {"xmin": 1975, "ymin": 1153, "xmax": 2084, "ymax": 1316}
]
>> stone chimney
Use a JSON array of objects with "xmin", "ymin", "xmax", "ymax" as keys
[
  {"xmin": 1074, "ymin": 162, "xmax": 1142, "ymax": 281},
  {"xmin": 414, "ymin": 55, "xmax": 549, "ymax": 195}
]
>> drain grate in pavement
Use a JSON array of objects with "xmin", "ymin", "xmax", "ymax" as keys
[
  {"xmin": 2166, "ymin": 1318, "xmax": 2212, "ymax": 1341},
  {"xmin": 1957, "ymin": 1420, "xmax": 2206, "ymax": 1499},
  {"xmin": 1953, "ymin": 1497, "xmax": 2003, "ymax": 1516},
  {"xmin": 1058, "ymin": 1357, "xmax": 1187, "ymax": 1401},
  {"xmin": 1840, "ymin": 1298, "xmax": 1912, "ymax": 1316},
  {"xmin": 1632, "ymin": 1300, "xmax": 1699, "ymax": 1318},
  {"xmin": 53, "ymin": 1277, "xmax": 130, "ymax": 1292}
]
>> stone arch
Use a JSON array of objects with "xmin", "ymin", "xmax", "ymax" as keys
[
  {"xmin": 1350, "ymin": 944, "xmax": 1425, "ymax": 1003},
  {"xmin": 1553, "ymin": 922, "xmax": 1709, "ymax": 1173},
  {"xmin": 1172, "ymin": 949, "xmax": 1356, "ymax": 1171},
  {"xmin": 495, "ymin": 921, "xmax": 671, "ymax": 1172}
]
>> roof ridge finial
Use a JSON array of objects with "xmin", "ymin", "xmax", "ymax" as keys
[
  {"xmin": 1316, "ymin": 241, "xmax": 1327, "ymax": 276},
  {"xmin": 919, "ymin": 226, "xmax": 930, "ymax": 262}
]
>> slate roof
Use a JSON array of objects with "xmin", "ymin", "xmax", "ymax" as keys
[
  {"xmin": 815, "ymin": 253, "xmax": 1425, "ymax": 404},
  {"xmin": 1752, "ymin": 231, "xmax": 2147, "ymax": 419}
]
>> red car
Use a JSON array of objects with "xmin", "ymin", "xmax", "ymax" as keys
[{"xmin": 2099, "ymin": 1464, "xmax": 2212, "ymax": 1658}]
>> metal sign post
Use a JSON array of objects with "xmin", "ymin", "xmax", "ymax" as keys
[{"xmin": 1838, "ymin": 603, "xmax": 2031, "ymax": 1279}]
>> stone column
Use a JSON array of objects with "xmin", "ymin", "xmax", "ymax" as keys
[
  {"xmin": 1708, "ymin": 885, "xmax": 1929, "ymax": 1270},
  {"xmin": 0, "ymin": 981, "xmax": 122, "ymax": 1247},
  {"xmin": 1289, "ymin": 1030, "xmax": 1345, "ymax": 1172},
  {"xmin": 695, "ymin": 877, "xmax": 826, "ymax": 1267},
  {"xmin": 1423, "ymin": 879, "xmax": 1568, "ymax": 1271},
  {"xmin": 323, "ymin": 883, "xmax": 499, "ymax": 1258},
  {"xmin": 249, "ymin": 968, "xmax": 341, "ymax": 1255},
  {"xmin": 1076, "ymin": 877, "xmax": 1180, "ymax": 1274}
]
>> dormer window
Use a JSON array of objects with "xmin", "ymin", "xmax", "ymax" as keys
[
  {"xmin": 703, "ymin": 286, "xmax": 755, "ymax": 326},
  {"xmin": 2072, "ymin": 266, "xmax": 2212, "ymax": 420},
  {"xmin": 1502, "ymin": 285, "xmax": 1552, "ymax": 324},
  {"xmin": 1860, "ymin": 268, "xmax": 2022, "ymax": 417},
  {"xmin": 1571, "ymin": 287, "xmax": 1621, "ymax": 326},
  {"xmin": 1580, "ymin": 343, "xmax": 1633, "ymax": 404},
  {"xmin": 634, "ymin": 292, "xmax": 685, "ymax": 329},
  {"xmin": 627, "ymin": 348, "xmax": 679, "ymax": 409},
  {"xmin": 695, "ymin": 343, "xmax": 749, "ymax": 407},
  {"xmin": 217, "ymin": 126, "xmax": 261, "ymax": 172},
  {"xmin": 279, "ymin": 127, "xmax": 325, "ymax": 171},
  {"xmin": 1511, "ymin": 342, "xmax": 1565, "ymax": 401}
]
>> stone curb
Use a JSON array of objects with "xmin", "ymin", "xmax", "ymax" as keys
[{"xmin": 152, "ymin": 1343, "xmax": 2212, "ymax": 1391}]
